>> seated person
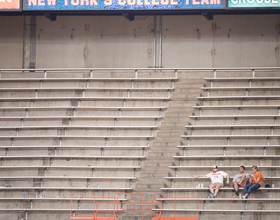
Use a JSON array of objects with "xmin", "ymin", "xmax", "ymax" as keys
[
  {"xmin": 242, "ymin": 165, "xmax": 263, "ymax": 199},
  {"xmin": 232, "ymin": 165, "xmax": 249, "ymax": 196},
  {"xmin": 194, "ymin": 165, "xmax": 229, "ymax": 198}
]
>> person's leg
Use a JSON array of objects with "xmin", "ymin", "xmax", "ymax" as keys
[
  {"xmin": 246, "ymin": 184, "xmax": 261, "ymax": 196},
  {"xmin": 209, "ymin": 184, "xmax": 214, "ymax": 194},
  {"xmin": 239, "ymin": 174, "xmax": 246, "ymax": 186},
  {"xmin": 244, "ymin": 183, "xmax": 253, "ymax": 196},
  {"xmin": 209, "ymin": 184, "xmax": 216, "ymax": 198},
  {"xmin": 233, "ymin": 181, "xmax": 239, "ymax": 191},
  {"xmin": 233, "ymin": 181, "xmax": 239, "ymax": 196},
  {"xmin": 213, "ymin": 183, "xmax": 223, "ymax": 197},
  {"xmin": 214, "ymin": 185, "xmax": 221, "ymax": 195}
]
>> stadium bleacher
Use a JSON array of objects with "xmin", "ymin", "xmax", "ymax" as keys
[{"xmin": 1, "ymin": 68, "xmax": 280, "ymax": 220}]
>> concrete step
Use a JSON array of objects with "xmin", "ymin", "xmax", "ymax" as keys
[
  {"xmin": 171, "ymin": 93, "xmax": 199, "ymax": 101},
  {"xmin": 155, "ymin": 133, "xmax": 183, "ymax": 140},
  {"xmin": 148, "ymin": 147, "xmax": 179, "ymax": 152},
  {"xmin": 163, "ymin": 113, "xmax": 192, "ymax": 118},
  {"xmin": 135, "ymin": 182, "xmax": 165, "ymax": 190},
  {"xmin": 151, "ymin": 142, "xmax": 181, "ymax": 147},
  {"xmin": 159, "ymin": 117, "xmax": 189, "ymax": 122},
  {"xmin": 160, "ymin": 122, "xmax": 188, "ymax": 128}
]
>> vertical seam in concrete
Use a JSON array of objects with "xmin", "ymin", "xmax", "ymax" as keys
[
  {"xmin": 159, "ymin": 16, "xmax": 162, "ymax": 68},
  {"xmin": 153, "ymin": 16, "xmax": 157, "ymax": 68},
  {"xmin": 22, "ymin": 15, "xmax": 26, "ymax": 69},
  {"xmin": 212, "ymin": 20, "xmax": 215, "ymax": 68},
  {"xmin": 29, "ymin": 16, "xmax": 37, "ymax": 68}
]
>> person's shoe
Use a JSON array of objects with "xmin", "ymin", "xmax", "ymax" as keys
[
  {"xmin": 210, "ymin": 193, "xmax": 215, "ymax": 199},
  {"xmin": 235, "ymin": 191, "xmax": 239, "ymax": 196},
  {"xmin": 242, "ymin": 196, "xmax": 248, "ymax": 199},
  {"xmin": 213, "ymin": 193, "xmax": 217, "ymax": 198}
]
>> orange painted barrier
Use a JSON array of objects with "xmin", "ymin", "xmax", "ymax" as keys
[
  {"xmin": 151, "ymin": 197, "xmax": 199, "ymax": 220},
  {"xmin": 70, "ymin": 197, "xmax": 118, "ymax": 220},
  {"xmin": 70, "ymin": 194, "xmax": 199, "ymax": 220}
]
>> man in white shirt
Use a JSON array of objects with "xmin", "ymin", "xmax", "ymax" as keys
[{"xmin": 194, "ymin": 165, "xmax": 229, "ymax": 198}]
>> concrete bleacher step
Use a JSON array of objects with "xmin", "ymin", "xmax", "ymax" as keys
[
  {"xmin": 0, "ymin": 68, "xmax": 177, "ymax": 77},
  {"xmin": 0, "ymin": 116, "xmax": 162, "ymax": 120},
  {"xmin": 185, "ymin": 125, "xmax": 280, "ymax": 129},
  {"xmin": 0, "ymin": 186, "xmax": 133, "ymax": 190},
  {"xmin": 0, "ymin": 126, "xmax": 157, "ymax": 135},
  {"xmin": 0, "ymin": 87, "xmax": 174, "ymax": 91},
  {"xmin": 0, "ymin": 209, "xmax": 123, "ymax": 212},
  {"xmin": 155, "ymin": 197, "xmax": 280, "ymax": 212},
  {"xmin": 0, "ymin": 187, "xmax": 133, "ymax": 191},
  {"xmin": 173, "ymin": 155, "xmax": 280, "ymax": 159},
  {"xmin": 181, "ymin": 135, "xmax": 280, "ymax": 139},
  {"xmin": 0, "ymin": 116, "xmax": 161, "ymax": 127},
  {"xmin": 198, "ymin": 96, "xmax": 280, "ymax": 101},
  {"xmin": 0, "ymin": 89, "xmax": 172, "ymax": 99},
  {"xmin": 0, "ymin": 77, "xmax": 178, "ymax": 81},
  {"xmin": 189, "ymin": 115, "xmax": 280, "ymax": 119},
  {"xmin": 1, "ymin": 100, "xmax": 168, "ymax": 108},
  {"xmin": 0, "ymin": 155, "xmax": 146, "ymax": 159},
  {"xmin": 161, "ymin": 187, "xmax": 280, "ymax": 192},
  {"xmin": 201, "ymin": 89, "xmax": 280, "ymax": 97},
  {"xmin": 0, "ymin": 136, "xmax": 154, "ymax": 140},
  {"xmin": 0, "ymin": 106, "xmax": 166, "ymax": 111},
  {"xmin": 192, "ymin": 105, "xmax": 280, "ymax": 117},
  {"xmin": 165, "ymin": 178, "xmax": 279, "ymax": 187},
  {"xmin": 0, "ymin": 125, "xmax": 157, "ymax": 128},
  {"xmin": 0, "ymin": 97, "xmax": 170, "ymax": 101},
  {"xmin": 177, "ymin": 145, "xmax": 280, "ymax": 148},
  {"xmin": 0, "ymin": 145, "xmax": 149, "ymax": 149},
  {"xmin": 165, "ymin": 177, "xmax": 280, "ymax": 180},
  {"xmin": 156, "ymin": 198, "xmax": 280, "ymax": 201},
  {"xmin": 0, "ymin": 176, "xmax": 136, "ymax": 180},
  {"xmin": 0, "ymin": 198, "xmax": 127, "ymax": 201},
  {"xmin": 0, "ymin": 166, "xmax": 140, "ymax": 178},
  {"xmin": 201, "ymin": 86, "xmax": 280, "ymax": 91},
  {"xmin": 153, "ymin": 209, "xmax": 280, "ymax": 213},
  {"xmin": 204, "ymin": 77, "xmax": 280, "ymax": 81},
  {"xmin": 169, "ymin": 165, "xmax": 280, "ymax": 169},
  {"xmin": 193, "ymin": 105, "xmax": 280, "ymax": 109}
]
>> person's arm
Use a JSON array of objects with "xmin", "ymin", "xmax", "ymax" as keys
[
  {"xmin": 193, "ymin": 174, "xmax": 207, "ymax": 178},
  {"xmin": 250, "ymin": 173, "xmax": 261, "ymax": 184},
  {"xmin": 239, "ymin": 174, "xmax": 246, "ymax": 185},
  {"xmin": 254, "ymin": 173, "xmax": 261, "ymax": 183},
  {"xmin": 249, "ymin": 175, "xmax": 252, "ymax": 183}
]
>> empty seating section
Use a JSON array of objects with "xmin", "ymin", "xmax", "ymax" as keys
[
  {"xmin": 0, "ymin": 68, "xmax": 177, "ymax": 217},
  {"xmin": 162, "ymin": 68, "xmax": 280, "ymax": 220},
  {"xmin": 2, "ymin": 68, "xmax": 280, "ymax": 220}
]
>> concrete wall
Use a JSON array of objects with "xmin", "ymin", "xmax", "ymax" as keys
[
  {"xmin": 0, "ymin": 14, "xmax": 280, "ymax": 68},
  {"xmin": 0, "ymin": 16, "xmax": 24, "ymax": 69}
]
